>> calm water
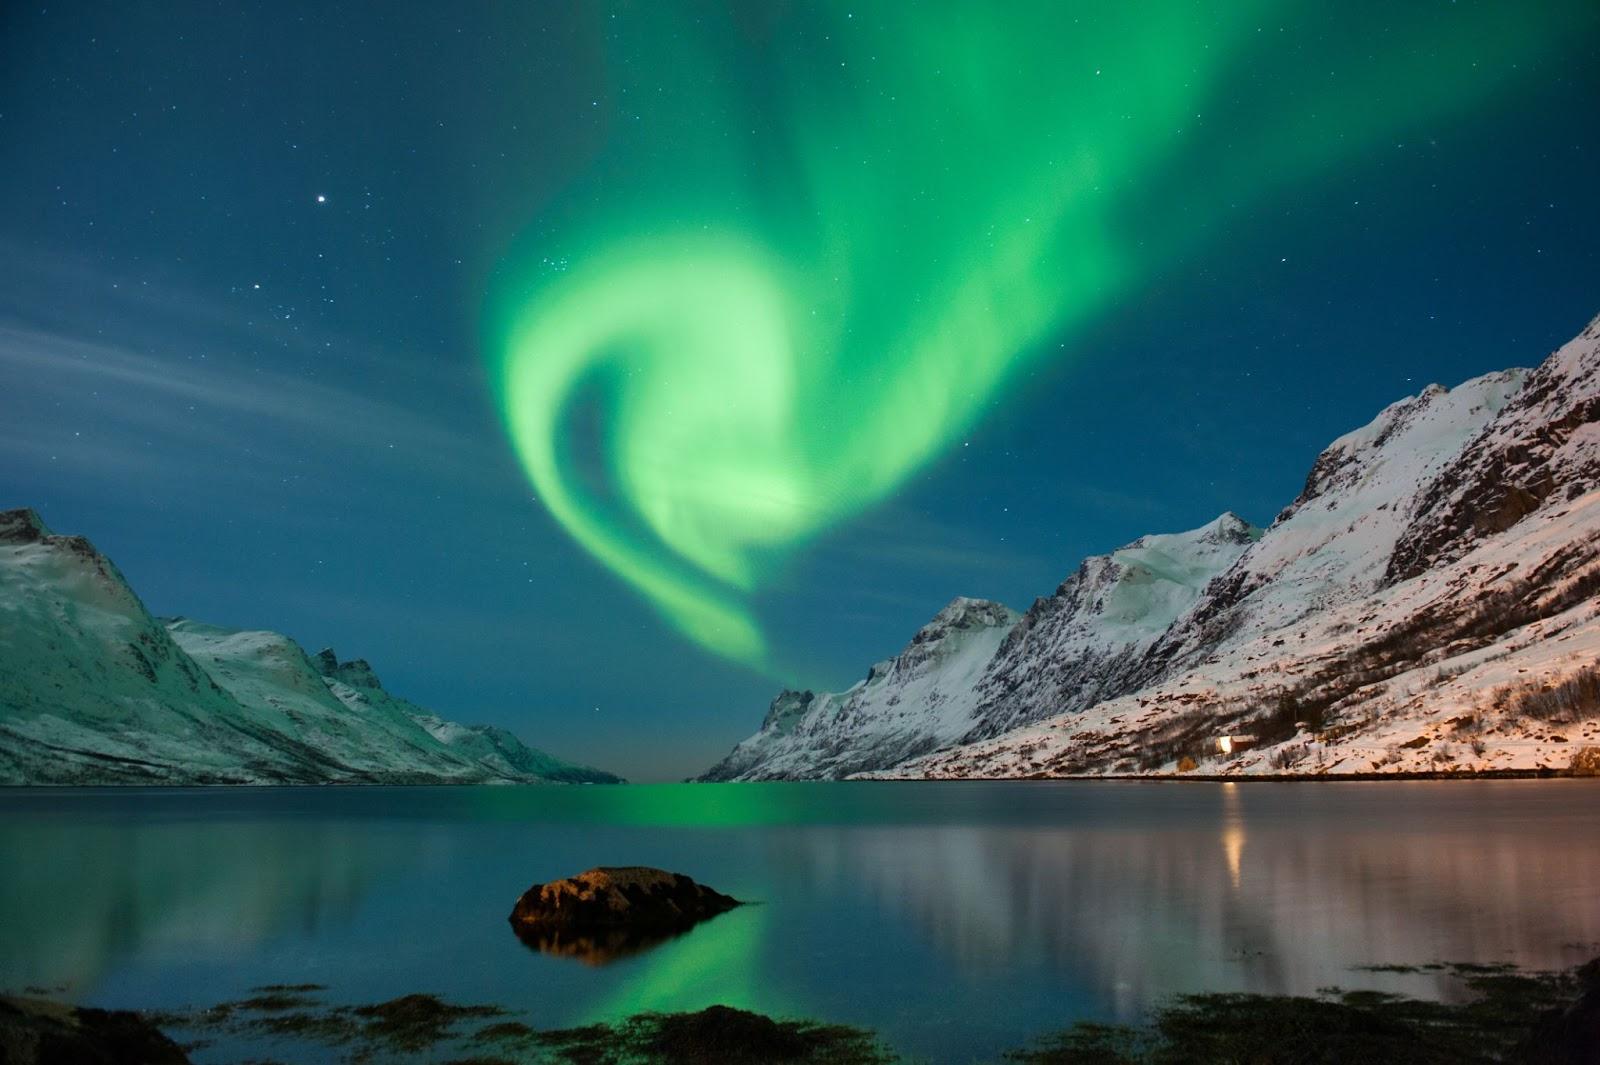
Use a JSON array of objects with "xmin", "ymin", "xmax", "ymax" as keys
[{"xmin": 2, "ymin": 780, "xmax": 1598, "ymax": 1062}]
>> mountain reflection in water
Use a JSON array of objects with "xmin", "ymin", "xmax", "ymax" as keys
[
  {"xmin": 0, "ymin": 814, "xmax": 412, "ymax": 991},
  {"xmin": 769, "ymin": 791, "xmax": 1600, "ymax": 1016}
]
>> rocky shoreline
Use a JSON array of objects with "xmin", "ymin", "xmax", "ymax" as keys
[{"xmin": 5, "ymin": 955, "xmax": 1595, "ymax": 1064}]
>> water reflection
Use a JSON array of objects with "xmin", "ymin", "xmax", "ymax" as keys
[
  {"xmin": 594, "ymin": 904, "xmax": 774, "ymax": 1021},
  {"xmin": 512, "ymin": 919, "xmax": 715, "ymax": 966},
  {"xmin": 1221, "ymin": 780, "xmax": 1245, "ymax": 890},
  {"xmin": 0, "ymin": 814, "xmax": 413, "ymax": 993},
  {"xmin": 770, "ymin": 783, "xmax": 1600, "ymax": 1017},
  {"xmin": 1, "ymin": 780, "xmax": 1596, "ymax": 1056}
]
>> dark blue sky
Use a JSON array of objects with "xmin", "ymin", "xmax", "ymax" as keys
[{"xmin": 2, "ymin": 2, "xmax": 1597, "ymax": 780}]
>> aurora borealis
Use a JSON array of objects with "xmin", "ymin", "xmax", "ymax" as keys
[
  {"xmin": 489, "ymin": 1, "xmax": 1588, "ymax": 669},
  {"xmin": 3, "ymin": 1, "xmax": 1598, "ymax": 777}
]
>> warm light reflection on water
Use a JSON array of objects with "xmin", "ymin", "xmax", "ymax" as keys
[
  {"xmin": 1222, "ymin": 780, "xmax": 1246, "ymax": 891},
  {"xmin": 1, "ymin": 781, "xmax": 1596, "ymax": 1063}
]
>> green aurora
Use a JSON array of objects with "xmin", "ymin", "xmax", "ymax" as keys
[{"xmin": 489, "ymin": 1, "xmax": 1582, "ymax": 670}]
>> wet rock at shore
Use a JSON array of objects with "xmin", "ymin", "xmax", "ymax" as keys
[
  {"xmin": 0, "ymin": 996, "xmax": 190, "ymax": 1065},
  {"xmin": 1525, "ymin": 957, "xmax": 1600, "ymax": 1064},
  {"xmin": 536, "ymin": 1003, "xmax": 892, "ymax": 1064},
  {"xmin": 508, "ymin": 866, "xmax": 742, "ymax": 964}
]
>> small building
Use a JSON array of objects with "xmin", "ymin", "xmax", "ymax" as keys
[{"xmin": 1216, "ymin": 734, "xmax": 1259, "ymax": 756}]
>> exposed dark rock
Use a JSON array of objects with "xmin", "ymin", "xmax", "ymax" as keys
[
  {"xmin": 508, "ymin": 867, "xmax": 741, "ymax": 964},
  {"xmin": 1388, "ymin": 316, "xmax": 1600, "ymax": 583},
  {"xmin": 534, "ymin": 1004, "xmax": 891, "ymax": 1064},
  {"xmin": 310, "ymin": 648, "xmax": 383, "ymax": 690},
  {"xmin": 0, "ymin": 508, "xmax": 49, "ymax": 545},
  {"xmin": 347, "ymin": 993, "xmax": 503, "ymax": 1052},
  {"xmin": 0, "ymin": 996, "xmax": 190, "ymax": 1065},
  {"xmin": 1011, "ymin": 957, "xmax": 1595, "ymax": 1064},
  {"xmin": 1524, "ymin": 957, "xmax": 1600, "ymax": 1064}
]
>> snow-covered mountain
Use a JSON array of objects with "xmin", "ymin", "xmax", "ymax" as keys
[
  {"xmin": 702, "ymin": 514, "xmax": 1261, "ymax": 780},
  {"xmin": 707, "ymin": 313, "xmax": 1600, "ymax": 781},
  {"xmin": 0, "ymin": 509, "xmax": 621, "ymax": 785},
  {"xmin": 964, "ymin": 512, "xmax": 1262, "ymax": 743},
  {"xmin": 701, "ymin": 596, "xmax": 1022, "ymax": 781}
]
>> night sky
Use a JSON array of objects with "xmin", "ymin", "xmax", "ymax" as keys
[{"xmin": 2, "ymin": 2, "xmax": 1597, "ymax": 781}]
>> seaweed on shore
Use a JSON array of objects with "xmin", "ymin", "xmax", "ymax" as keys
[
  {"xmin": 50, "ymin": 954, "xmax": 1597, "ymax": 1064},
  {"xmin": 1005, "ymin": 962, "xmax": 1585, "ymax": 1064},
  {"xmin": 145, "ymin": 988, "xmax": 507, "ymax": 1060},
  {"xmin": 533, "ymin": 1004, "xmax": 893, "ymax": 1065},
  {"xmin": 154, "ymin": 994, "xmax": 888, "ymax": 1064},
  {"xmin": 349, "ymin": 992, "xmax": 506, "ymax": 1052}
]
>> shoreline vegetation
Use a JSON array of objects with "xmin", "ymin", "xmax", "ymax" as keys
[{"xmin": 4, "ymin": 957, "xmax": 1595, "ymax": 1064}]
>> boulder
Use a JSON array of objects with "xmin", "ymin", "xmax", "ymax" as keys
[
  {"xmin": 1524, "ymin": 957, "xmax": 1600, "ymax": 1064},
  {"xmin": 508, "ymin": 867, "xmax": 741, "ymax": 964},
  {"xmin": 0, "ymin": 996, "xmax": 189, "ymax": 1065}
]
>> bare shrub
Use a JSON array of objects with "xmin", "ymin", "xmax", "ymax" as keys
[
  {"xmin": 1570, "ymin": 747, "xmax": 1600, "ymax": 777},
  {"xmin": 1503, "ymin": 666, "xmax": 1600, "ymax": 724},
  {"xmin": 1135, "ymin": 709, "xmax": 1214, "ymax": 771},
  {"xmin": 1269, "ymin": 743, "xmax": 1310, "ymax": 771}
]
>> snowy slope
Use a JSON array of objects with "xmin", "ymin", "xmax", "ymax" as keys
[
  {"xmin": 1388, "ymin": 314, "xmax": 1600, "ymax": 580},
  {"xmin": 0, "ymin": 509, "xmax": 320, "ymax": 784},
  {"xmin": 701, "ymin": 515, "xmax": 1259, "ymax": 780},
  {"xmin": 307, "ymin": 647, "xmax": 619, "ymax": 783},
  {"xmin": 1151, "ymin": 370, "xmax": 1525, "ymax": 667},
  {"xmin": 879, "ymin": 313, "xmax": 1600, "ymax": 779},
  {"xmin": 963, "ymin": 512, "xmax": 1261, "ymax": 742},
  {"xmin": 708, "ymin": 312, "xmax": 1600, "ymax": 781},
  {"xmin": 700, "ymin": 597, "xmax": 1020, "ymax": 780},
  {"xmin": 883, "ymin": 491, "xmax": 1600, "ymax": 779},
  {"xmin": 0, "ymin": 510, "xmax": 621, "ymax": 785}
]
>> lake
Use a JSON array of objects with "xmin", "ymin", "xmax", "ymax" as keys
[{"xmin": 2, "ymin": 780, "xmax": 1597, "ymax": 1063}]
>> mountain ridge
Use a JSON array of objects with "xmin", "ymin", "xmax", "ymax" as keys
[
  {"xmin": 700, "ymin": 511, "xmax": 1262, "ymax": 780},
  {"xmin": 0, "ymin": 509, "xmax": 621, "ymax": 786},
  {"xmin": 704, "ymin": 313, "xmax": 1600, "ymax": 781}
]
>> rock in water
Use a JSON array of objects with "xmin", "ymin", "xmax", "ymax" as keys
[
  {"xmin": 508, "ymin": 867, "xmax": 741, "ymax": 964},
  {"xmin": 0, "ymin": 996, "xmax": 190, "ymax": 1064}
]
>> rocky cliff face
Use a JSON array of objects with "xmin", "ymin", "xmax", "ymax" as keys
[
  {"xmin": 1387, "ymin": 315, "xmax": 1600, "ymax": 582},
  {"xmin": 0, "ymin": 510, "xmax": 621, "ymax": 785},
  {"xmin": 709, "ymin": 312, "xmax": 1600, "ymax": 781}
]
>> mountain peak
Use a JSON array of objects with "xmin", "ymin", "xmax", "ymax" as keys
[
  {"xmin": 0, "ymin": 508, "xmax": 51, "ymax": 544},
  {"xmin": 1, "ymin": 525, "xmax": 619, "ymax": 784},
  {"xmin": 1386, "ymin": 314, "xmax": 1600, "ymax": 581},
  {"xmin": 313, "ymin": 647, "xmax": 384, "ymax": 690},
  {"xmin": 1198, "ymin": 511, "xmax": 1259, "ymax": 545},
  {"xmin": 1280, "ymin": 367, "xmax": 1527, "ymax": 525},
  {"xmin": 928, "ymin": 596, "xmax": 1016, "ymax": 628}
]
